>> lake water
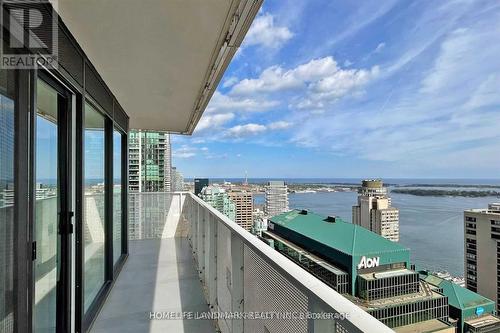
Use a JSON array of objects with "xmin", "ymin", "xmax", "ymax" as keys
[{"xmin": 254, "ymin": 190, "xmax": 498, "ymax": 276}]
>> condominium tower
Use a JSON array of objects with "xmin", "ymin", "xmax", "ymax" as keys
[
  {"xmin": 464, "ymin": 203, "xmax": 500, "ymax": 312},
  {"xmin": 171, "ymin": 167, "xmax": 184, "ymax": 191},
  {"xmin": 265, "ymin": 180, "xmax": 289, "ymax": 217},
  {"xmin": 128, "ymin": 130, "xmax": 172, "ymax": 192},
  {"xmin": 352, "ymin": 179, "xmax": 400, "ymax": 242},
  {"xmin": 199, "ymin": 186, "xmax": 236, "ymax": 221},
  {"xmin": 228, "ymin": 190, "xmax": 253, "ymax": 231}
]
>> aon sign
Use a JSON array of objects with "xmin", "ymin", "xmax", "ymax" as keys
[{"xmin": 357, "ymin": 256, "xmax": 380, "ymax": 269}]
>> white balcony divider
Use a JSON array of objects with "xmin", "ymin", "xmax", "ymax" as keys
[{"xmin": 128, "ymin": 192, "xmax": 394, "ymax": 333}]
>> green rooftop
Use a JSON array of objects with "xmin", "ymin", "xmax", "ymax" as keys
[
  {"xmin": 269, "ymin": 210, "xmax": 408, "ymax": 256},
  {"xmin": 422, "ymin": 274, "xmax": 494, "ymax": 310}
]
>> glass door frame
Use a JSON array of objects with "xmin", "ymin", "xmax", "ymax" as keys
[{"xmin": 29, "ymin": 68, "xmax": 76, "ymax": 333}]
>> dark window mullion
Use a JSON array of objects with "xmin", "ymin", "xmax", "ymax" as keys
[{"xmin": 105, "ymin": 118, "xmax": 114, "ymax": 281}]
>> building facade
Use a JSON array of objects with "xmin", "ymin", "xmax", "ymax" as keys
[
  {"xmin": 171, "ymin": 167, "xmax": 184, "ymax": 192},
  {"xmin": 352, "ymin": 179, "xmax": 400, "ymax": 242},
  {"xmin": 464, "ymin": 203, "xmax": 500, "ymax": 313},
  {"xmin": 263, "ymin": 210, "xmax": 500, "ymax": 332},
  {"xmin": 228, "ymin": 190, "xmax": 253, "ymax": 231},
  {"xmin": 265, "ymin": 180, "xmax": 289, "ymax": 218},
  {"xmin": 194, "ymin": 178, "xmax": 209, "ymax": 196},
  {"xmin": 199, "ymin": 186, "xmax": 236, "ymax": 221},
  {"xmin": 128, "ymin": 131, "xmax": 172, "ymax": 193},
  {"xmin": 421, "ymin": 271, "xmax": 500, "ymax": 333}
]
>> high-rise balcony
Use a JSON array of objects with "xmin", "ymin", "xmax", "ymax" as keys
[{"xmin": 89, "ymin": 192, "xmax": 393, "ymax": 333}]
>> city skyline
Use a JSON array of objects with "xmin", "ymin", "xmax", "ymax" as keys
[{"xmin": 172, "ymin": 0, "xmax": 500, "ymax": 179}]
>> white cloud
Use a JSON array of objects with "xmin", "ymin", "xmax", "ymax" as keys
[
  {"xmin": 312, "ymin": 0, "xmax": 398, "ymax": 56},
  {"xmin": 374, "ymin": 42, "xmax": 386, "ymax": 53},
  {"xmin": 222, "ymin": 76, "xmax": 239, "ymax": 88},
  {"xmin": 231, "ymin": 56, "xmax": 379, "ymax": 105},
  {"xmin": 268, "ymin": 121, "xmax": 292, "ymax": 130},
  {"xmin": 244, "ymin": 12, "xmax": 294, "ymax": 49},
  {"xmin": 173, "ymin": 145, "xmax": 197, "ymax": 159},
  {"xmin": 223, "ymin": 120, "xmax": 292, "ymax": 139},
  {"xmin": 343, "ymin": 60, "xmax": 353, "ymax": 67},
  {"xmin": 195, "ymin": 113, "xmax": 234, "ymax": 132},
  {"xmin": 225, "ymin": 123, "xmax": 267, "ymax": 138},
  {"xmin": 310, "ymin": 65, "xmax": 379, "ymax": 100},
  {"xmin": 206, "ymin": 91, "xmax": 279, "ymax": 114},
  {"xmin": 290, "ymin": 9, "xmax": 500, "ymax": 172}
]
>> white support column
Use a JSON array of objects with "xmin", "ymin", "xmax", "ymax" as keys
[{"xmin": 230, "ymin": 233, "xmax": 244, "ymax": 333}]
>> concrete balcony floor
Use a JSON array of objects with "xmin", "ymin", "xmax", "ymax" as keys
[{"xmin": 90, "ymin": 238, "xmax": 216, "ymax": 333}]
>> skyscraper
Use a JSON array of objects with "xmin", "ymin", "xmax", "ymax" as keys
[
  {"xmin": 228, "ymin": 190, "xmax": 253, "ymax": 231},
  {"xmin": 199, "ymin": 185, "xmax": 236, "ymax": 221},
  {"xmin": 352, "ymin": 179, "xmax": 400, "ymax": 242},
  {"xmin": 128, "ymin": 131, "xmax": 172, "ymax": 240},
  {"xmin": 171, "ymin": 167, "xmax": 184, "ymax": 192},
  {"xmin": 128, "ymin": 130, "xmax": 172, "ymax": 192},
  {"xmin": 464, "ymin": 203, "xmax": 500, "ymax": 312},
  {"xmin": 264, "ymin": 180, "xmax": 289, "ymax": 217},
  {"xmin": 194, "ymin": 178, "xmax": 209, "ymax": 196}
]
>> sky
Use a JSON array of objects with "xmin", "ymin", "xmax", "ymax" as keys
[{"xmin": 172, "ymin": 0, "xmax": 500, "ymax": 179}]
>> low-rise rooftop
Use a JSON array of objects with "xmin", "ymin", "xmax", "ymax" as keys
[
  {"xmin": 269, "ymin": 209, "xmax": 408, "ymax": 256},
  {"xmin": 422, "ymin": 274, "xmax": 494, "ymax": 310},
  {"xmin": 393, "ymin": 319, "xmax": 454, "ymax": 333}
]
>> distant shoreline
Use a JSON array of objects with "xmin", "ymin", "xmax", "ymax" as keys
[
  {"xmin": 395, "ymin": 184, "xmax": 500, "ymax": 189},
  {"xmin": 392, "ymin": 189, "xmax": 500, "ymax": 198}
]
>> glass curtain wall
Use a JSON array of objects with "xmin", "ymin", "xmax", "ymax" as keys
[
  {"xmin": 113, "ymin": 129, "xmax": 122, "ymax": 266},
  {"xmin": 0, "ymin": 68, "xmax": 16, "ymax": 333},
  {"xmin": 83, "ymin": 103, "xmax": 106, "ymax": 312}
]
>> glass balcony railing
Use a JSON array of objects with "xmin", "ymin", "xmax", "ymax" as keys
[{"xmin": 92, "ymin": 192, "xmax": 394, "ymax": 332}]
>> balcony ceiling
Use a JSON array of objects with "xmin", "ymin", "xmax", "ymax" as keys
[{"xmin": 56, "ymin": 0, "xmax": 261, "ymax": 134}]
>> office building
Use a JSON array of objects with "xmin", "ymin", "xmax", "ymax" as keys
[
  {"xmin": 171, "ymin": 167, "xmax": 184, "ymax": 192},
  {"xmin": 128, "ymin": 131, "xmax": 172, "ymax": 192},
  {"xmin": 263, "ymin": 209, "xmax": 499, "ymax": 332},
  {"xmin": 421, "ymin": 271, "xmax": 500, "ymax": 333},
  {"xmin": 265, "ymin": 180, "xmax": 289, "ymax": 217},
  {"xmin": 353, "ymin": 179, "xmax": 400, "ymax": 242},
  {"xmin": 464, "ymin": 203, "xmax": 500, "ymax": 313},
  {"xmin": 228, "ymin": 190, "xmax": 253, "ymax": 231},
  {"xmin": 194, "ymin": 178, "xmax": 209, "ymax": 196},
  {"xmin": 199, "ymin": 186, "xmax": 236, "ymax": 221}
]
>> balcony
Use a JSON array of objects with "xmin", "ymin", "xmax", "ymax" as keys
[{"xmin": 90, "ymin": 192, "xmax": 393, "ymax": 333}]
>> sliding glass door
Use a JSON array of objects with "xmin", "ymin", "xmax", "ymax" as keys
[
  {"xmin": 33, "ymin": 74, "xmax": 73, "ymax": 333},
  {"xmin": 0, "ymin": 66, "xmax": 16, "ymax": 333},
  {"xmin": 83, "ymin": 103, "xmax": 106, "ymax": 313}
]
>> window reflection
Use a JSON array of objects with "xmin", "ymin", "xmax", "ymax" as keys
[
  {"xmin": 33, "ymin": 79, "xmax": 60, "ymax": 333},
  {"xmin": 113, "ymin": 129, "xmax": 122, "ymax": 265},
  {"xmin": 83, "ymin": 103, "xmax": 106, "ymax": 312},
  {"xmin": 0, "ymin": 69, "xmax": 15, "ymax": 333}
]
